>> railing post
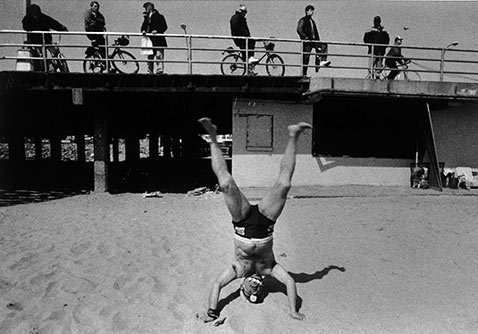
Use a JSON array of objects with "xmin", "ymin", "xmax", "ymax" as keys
[
  {"xmin": 42, "ymin": 32, "xmax": 47, "ymax": 72},
  {"xmin": 245, "ymin": 36, "xmax": 249, "ymax": 74},
  {"xmin": 104, "ymin": 32, "xmax": 109, "ymax": 73},
  {"xmin": 187, "ymin": 35, "xmax": 192, "ymax": 75},
  {"xmin": 439, "ymin": 48, "xmax": 445, "ymax": 81},
  {"xmin": 300, "ymin": 40, "xmax": 304, "ymax": 76}
]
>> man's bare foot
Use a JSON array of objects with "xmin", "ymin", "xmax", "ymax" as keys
[
  {"xmin": 290, "ymin": 311, "xmax": 306, "ymax": 321},
  {"xmin": 288, "ymin": 122, "xmax": 312, "ymax": 137},
  {"xmin": 198, "ymin": 117, "xmax": 217, "ymax": 137}
]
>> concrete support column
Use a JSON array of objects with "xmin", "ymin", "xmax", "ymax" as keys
[
  {"xmin": 8, "ymin": 134, "xmax": 25, "ymax": 161},
  {"xmin": 76, "ymin": 134, "xmax": 86, "ymax": 162},
  {"xmin": 125, "ymin": 135, "xmax": 139, "ymax": 161},
  {"xmin": 34, "ymin": 136, "xmax": 42, "ymax": 160},
  {"xmin": 162, "ymin": 135, "xmax": 171, "ymax": 158},
  {"xmin": 149, "ymin": 132, "xmax": 159, "ymax": 159},
  {"xmin": 50, "ymin": 135, "xmax": 62, "ymax": 161},
  {"xmin": 112, "ymin": 136, "xmax": 119, "ymax": 162},
  {"xmin": 94, "ymin": 114, "xmax": 110, "ymax": 192}
]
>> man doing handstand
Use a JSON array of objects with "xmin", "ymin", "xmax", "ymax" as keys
[{"xmin": 197, "ymin": 117, "xmax": 311, "ymax": 321}]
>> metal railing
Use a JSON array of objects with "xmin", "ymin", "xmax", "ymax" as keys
[{"xmin": 1, "ymin": 29, "xmax": 477, "ymax": 82}]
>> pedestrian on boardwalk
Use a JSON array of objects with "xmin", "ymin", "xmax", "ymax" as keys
[
  {"xmin": 230, "ymin": 4, "xmax": 259, "ymax": 65},
  {"xmin": 141, "ymin": 1, "xmax": 168, "ymax": 74},
  {"xmin": 196, "ymin": 117, "xmax": 311, "ymax": 322},
  {"xmin": 385, "ymin": 36, "xmax": 410, "ymax": 80},
  {"xmin": 297, "ymin": 4, "xmax": 331, "ymax": 76},
  {"xmin": 84, "ymin": 1, "xmax": 106, "ymax": 58},
  {"xmin": 363, "ymin": 15, "xmax": 390, "ymax": 74},
  {"xmin": 22, "ymin": 4, "xmax": 68, "ymax": 70}
]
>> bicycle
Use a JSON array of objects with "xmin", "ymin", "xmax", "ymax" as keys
[
  {"xmin": 366, "ymin": 61, "xmax": 421, "ymax": 81},
  {"xmin": 83, "ymin": 35, "xmax": 139, "ymax": 74},
  {"xmin": 220, "ymin": 40, "xmax": 285, "ymax": 76},
  {"xmin": 29, "ymin": 36, "xmax": 69, "ymax": 73}
]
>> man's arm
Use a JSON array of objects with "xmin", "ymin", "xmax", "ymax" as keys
[
  {"xmin": 297, "ymin": 18, "xmax": 306, "ymax": 40},
  {"xmin": 271, "ymin": 264, "xmax": 305, "ymax": 320},
  {"xmin": 45, "ymin": 15, "xmax": 67, "ymax": 31}
]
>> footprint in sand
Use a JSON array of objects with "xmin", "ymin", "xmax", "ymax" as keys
[
  {"xmin": 29, "ymin": 270, "xmax": 57, "ymax": 286},
  {"xmin": 0, "ymin": 277, "xmax": 13, "ymax": 293},
  {"xmin": 61, "ymin": 276, "xmax": 96, "ymax": 294},
  {"xmin": 8, "ymin": 252, "xmax": 39, "ymax": 271},
  {"xmin": 70, "ymin": 241, "xmax": 93, "ymax": 257},
  {"xmin": 113, "ymin": 274, "xmax": 135, "ymax": 291},
  {"xmin": 112, "ymin": 311, "xmax": 132, "ymax": 332},
  {"xmin": 96, "ymin": 241, "xmax": 112, "ymax": 257}
]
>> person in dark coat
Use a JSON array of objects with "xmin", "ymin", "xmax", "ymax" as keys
[
  {"xmin": 230, "ymin": 4, "xmax": 258, "ymax": 64},
  {"xmin": 141, "ymin": 2, "xmax": 168, "ymax": 74},
  {"xmin": 363, "ymin": 16, "xmax": 390, "ymax": 72},
  {"xmin": 22, "ymin": 4, "xmax": 67, "ymax": 47},
  {"xmin": 297, "ymin": 4, "xmax": 331, "ymax": 76},
  {"xmin": 84, "ymin": 1, "xmax": 106, "ymax": 58},
  {"xmin": 22, "ymin": 4, "xmax": 68, "ymax": 70}
]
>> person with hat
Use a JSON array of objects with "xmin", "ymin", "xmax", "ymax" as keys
[
  {"xmin": 297, "ymin": 4, "xmax": 331, "ymax": 76},
  {"xmin": 196, "ymin": 117, "xmax": 310, "ymax": 322},
  {"xmin": 230, "ymin": 4, "xmax": 259, "ymax": 67},
  {"xmin": 385, "ymin": 36, "xmax": 410, "ymax": 80},
  {"xmin": 140, "ymin": 1, "xmax": 168, "ymax": 74},
  {"xmin": 363, "ymin": 16, "xmax": 390, "ymax": 75}
]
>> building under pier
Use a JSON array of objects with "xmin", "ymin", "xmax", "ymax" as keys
[{"xmin": 1, "ymin": 72, "xmax": 477, "ymax": 192}]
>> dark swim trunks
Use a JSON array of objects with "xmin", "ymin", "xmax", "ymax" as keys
[{"xmin": 233, "ymin": 205, "xmax": 275, "ymax": 239}]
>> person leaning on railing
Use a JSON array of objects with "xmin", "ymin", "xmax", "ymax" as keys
[
  {"xmin": 385, "ymin": 36, "xmax": 410, "ymax": 80},
  {"xmin": 22, "ymin": 4, "xmax": 68, "ymax": 71},
  {"xmin": 363, "ymin": 16, "xmax": 390, "ymax": 71},
  {"xmin": 84, "ymin": 1, "xmax": 106, "ymax": 58}
]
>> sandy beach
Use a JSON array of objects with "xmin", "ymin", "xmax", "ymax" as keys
[{"xmin": 1, "ymin": 186, "xmax": 477, "ymax": 334}]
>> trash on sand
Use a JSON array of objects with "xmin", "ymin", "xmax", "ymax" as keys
[
  {"xmin": 142, "ymin": 191, "xmax": 163, "ymax": 198},
  {"xmin": 187, "ymin": 185, "xmax": 221, "ymax": 197}
]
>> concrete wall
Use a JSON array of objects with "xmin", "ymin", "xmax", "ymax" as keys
[
  {"xmin": 232, "ymin": 99, "xmax": 414, "ymax": 187},
  {"xmin": 432, "ymin": 101, "xmax": 478, "ymax": 169}
]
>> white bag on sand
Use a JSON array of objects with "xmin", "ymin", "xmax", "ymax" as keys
[{"xmin": 141, "ymin": 36, "xmax": 154, "ymax": 56}]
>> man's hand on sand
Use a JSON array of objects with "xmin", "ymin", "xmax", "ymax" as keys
[{"xmin": 195, "ymin": 312, "xmax": 226, "ymax": 326}]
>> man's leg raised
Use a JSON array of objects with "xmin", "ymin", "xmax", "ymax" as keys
[
  {"xmin": 198, "ymin": 117, "xmax": 251, "ymax": 221},
  {"xmin": 259, "ymin": 122, "xmax": 312, "ymax": 221}
]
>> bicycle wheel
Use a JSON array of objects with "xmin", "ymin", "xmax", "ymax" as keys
[
  {"xmin": 402, "ymin": 70, "xmax": 421, "ymax": 81},
  {"xmin": 220, "ymin": 54, "xmax": 245, "ymax": 76},
  {"xmin": 83, "ymin": 53, "xmax": 106, "ymax": 73},
  {"xmin": 111, "ymin": 50, "xmax": 139, "ymax": 74},
  {"xmin": 266, "ymin": 54, "xmax": 285, "ymax": 77}
]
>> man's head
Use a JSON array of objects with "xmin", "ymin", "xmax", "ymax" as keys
[
  {"xmin": 143, "ymin": 2, "xmax": 154, "ymax": 13},
  {"xmin": 305, "ymin": 5, "xmax": 314, "ymax": 16},
  {"xmin": 239, "ymin": 4, "xmax": 247, "ymax": 16},
  {"xmin": 26, "ymin": 4, "xmax": 42, "ymax": 17},
  {"xmin": 90, "ymin": 1, "xmax": 100, "ymax": 11},
  {"xmin": 394, "ymin": 36, "xmax": 403, "ymax": 45},
  {"xmin": 240, "ymin": 274, "xmax": 264, "ymax": 303},
  {"xmin": 373, "ymin": 16, "xmax": 382, "ymax": 28}
]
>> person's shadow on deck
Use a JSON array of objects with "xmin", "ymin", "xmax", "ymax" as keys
[{"xmin": 216, "ymin": 265, "xmax": 345, "ymax": 313}]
